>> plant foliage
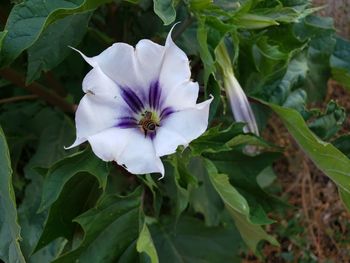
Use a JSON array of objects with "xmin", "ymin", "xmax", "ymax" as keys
[{"xmin": 0, "ymin": 0, "xmax": 350, "ymax": 262}]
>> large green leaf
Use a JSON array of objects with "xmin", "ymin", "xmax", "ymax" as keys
[
  {"xmin": 0, "ymin": 105, "xmax": 77, "ymax": 261},
  {"xmin": 53, "ymin": 189, "xmax": 142, "ymax": 263},
  {"xmin": 268, "ymin": 103, "xmax": 350, "ymax": 192},
  {"xmin": 38, "ymin": 149, "xmax": 110, "ymax": 213},
  {"xmin": 0, "ymin": 126, "xmax": 26, "ymax": 263},
  {"xmin": 190, "ymin": 123, "xmax": 245, "ymax": 155},
  {"xmin": 150, "ymin": 216, "xmax": 242, "ymax": 263},
  {"xmin": 205, "ymin": 149, "xmax": 285, "ymax": 223},
  {"xmin": 292, "ymin": 15, "xmax": 336, "ymax": 101},
  {"xmin": 26, "ymin": 12, "xmax": 91, "ymax": 83},
  {"xmin": 35, "ymin": 173, "xmax": 102, "ymax": 252},
  {"xmin": 153, "ymin": 0, "xmax": 176, "ymax": 25},
  {"xmin": 188, "ymin": 157, "xmax": 224, "ymax": 226},
  {"xmin": 163, "ymin": 156, "xmax": 197, "ymax": 220},
  {"xmin": 1, "ymin": 0, "xmax": 111, "ymax": 66},
  {"xmin": 205, "ymin": 159, "xmax": 278, "ymax": 253},
  {"xmin": 137, "ymin": 222, "xmax": 159, "ymax": 263},
  {"xmin": 330, "ymin": 37, "xmax": 350, "ymax": 89}
]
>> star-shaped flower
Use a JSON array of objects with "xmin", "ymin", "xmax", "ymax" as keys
[{"xmin": 67, "ymin": 28, "xmax": 213, "ymax": 179}]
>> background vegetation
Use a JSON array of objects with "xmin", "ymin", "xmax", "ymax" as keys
[{"xmin": 0, "ymin": 0, "xmax": 350, "ymax": 262}]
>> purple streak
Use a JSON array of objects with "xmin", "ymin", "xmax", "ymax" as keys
[
  {"xmin": 148, "ymin": 81, "xmax": 161, "ymax": 110},
  {"xmin": 116, "ymin": 117, "xmax": 137, "ymax": 128},
  {"xmin": 120, "ymin": 87, "xmax": 144, "ymax": 113},
  {"xmin": 160, "ymin": 107, "xmax": 174, "ymax": 119}
]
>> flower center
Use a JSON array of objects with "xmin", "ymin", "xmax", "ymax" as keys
[{"xmin": 138, "ymin": 110, "xmax": 160, "ymax": 137}]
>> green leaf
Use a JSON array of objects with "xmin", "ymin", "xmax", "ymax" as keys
[
  {"xmin": 189, "ymin": 0, "xmax": 212, "ymax": 10},
  {"xmin": 205, "ymin": 159, "xmax": 278, "ymax": 253},
  {"xmin": 256, "ymin": 166, "xmax": 276, "ymax": 188},
  {"xmin": 164, "ymin": 156, "xmax": 197, "ymax": 220},
  {"xmin": 0, "ymin": 126, "xmax": 26, "ymax": 263},
  {"xmin": 162, "ymin": 165, "xmax": 189, "ymax": 220},
  {"xmin": 339, "ymin": 188, "xmax": 350, "ymax": 212},
  {"xmin": 150, "ymin": 216, "xmax": 242, "ymax": 262},
  {"xmin": 232, "ymin": 13, "xmax": 279, "ymax": 29},
  {"xmin": 190, "ymin": 123, "xmax": 245, "ymax": 155},
  {"xmin": 268, "ymin": 102, "xmax": 350, "ymax": 193},
  {"xmin": 207, "ymin": 164, "xmax": 249, "ymax": 215},
  {"xmin": 291, "ymin": 15, "xmax": 336, "ymax": 101},
  {"xmin": 332, "ymin": 135, "xmax": 350, "ymax": 158},
  {"xmin": 0, "ymin": 30, "xmax": 7, "ymax": 51},
  {"xmin": 1, "ymin": 0, "xmax": 112, "ymax": 66},
  {"xmin": 53, "ymin": 189, "xmax": 142, "ymax": 263},
  {"xmin": 196, "ymin": 16, "xmax": 232, "ymax": 86},
  {"xmin": 153, "ymin": 0, "xmax": 176, "ymax": 25},
  {"xmin": 188, "ymin": 157, "xmax": 224, "ymax": 226},
  {"xmin": 303, "ymin": 36, "xmax": 335, "ymax": 101},
  {"xmin": 308, "ymin": 100, "xmax": 346, "ymax": 140},
  {"xmin": 0, "ymin": 104, "xmax": 76, "ymax": 261},
  {"xmin": 251, "ymin": 36, "xmax": 289, "ymax": 76},
  {"xmin": 38, "ymin": 149, "xmax": 110, "ymax": 212},
  {"xmin": 197, "ymin": 18, "xmax": 216, "ymax": 86},
  {"xmin": 251, "ymin": 5, "xmax": 319, "ymax": 23},
  {"xmin": 35, "ymin": 173, "xmax": 102, "ymax": 252},
  {"xmin": 137, "ymin": 222, "xmax": 159, "ymax": 263},
  {"xmin": 330, "ymin": 37, "xmax": 350, "ymax": 89},
  {"xmin": 204, "ymin": 147, "xmax": 285, "ymax": 223},
  {"xmin": 26, "ymin": 12, "xmax": 91, "ymax": 83}
]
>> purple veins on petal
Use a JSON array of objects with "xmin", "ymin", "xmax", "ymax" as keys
[
  {"xmin": 149, "ymin": 132, "xmax": 156, "ymax": 140},
  {"xmin": 148, "ymin": 81, "xmax": 162, "ymax": 109},
  {"xmin": 160, "ymin": 107, "xmax": 174, "ymax": 119},
  {"xmin": 120, "ymin": 87, "xmax": 144, "ymax": 113},
  {"xmin": 116, "ymin": 117, "xmax": 138, "ymax": 128}
]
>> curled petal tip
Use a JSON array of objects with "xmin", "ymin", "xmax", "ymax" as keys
[
  {"xmin": 64, "ymin": 138, "xmax": 85, "ymax": 150},
  {"xmin": 69, "ymin": 46, "xmax": 96, "ymax": 67},
  {"xmin": 157, "ymin": 173, "xmax": 165, "ymax": 180},
  {"xmin": 165, "ymin": 21, "xmax": 181, "ymax": 45}
]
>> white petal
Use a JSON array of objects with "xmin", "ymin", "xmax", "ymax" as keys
[
  {"xmin": 154, "ymin": 97, "xmax": 213, "ymax": 156},
  {"xmin": 87, "ymin": 128, "xmax": 132, "ymax": 161},
  {"xmin": 88, "ymin": 128, "xmax": 164, "ymax": 176},
  {"xmin": 135, "ymin": 39, "xmax": 165, "ymax": 88},
  {"xmin": 77, "ymin": 43, "xmax": 144, "ymax": 90},
  {"xmin": 225, "ymin": 75, "xmax": 259, "ymax": 135},
  {"xmin": 82, "ymin": 67, "xmax": 122, "ymax": 105},
  {"xmin": 159, "ymin": 28, "xmax": 191, "ymax": 95},
  {"xmin": 67, "ymin": 68, "xmax": 132, "ymax": 149},
  {"xmin": 67, "ymin": 95, "xmax": 119, "ymax": 148},
  {"xmin": 163, "ymin": 80, "xmax": 199, "ymax": 110},
  {"xmin": 153, "ymin": 127, "xmax": 188, "ymax": 156}
]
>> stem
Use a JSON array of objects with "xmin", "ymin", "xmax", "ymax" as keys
[
  {"xmin": 45, "ymin": 71, "xmax": 67, "ymax": 97},
  {"xmin": 0, "ymin": 68, "xmax": 76, "ymax": 113},
  {"xmin": 0, "ymin": 94, "xmax": 38, "ymax": 104},
  {"xmin": 0, "ymin": 8, "xmax": 8, "ymax": 26},
  {"xmin": 172, "ymin": 15, "xmax": 194, "ymax": 41}
]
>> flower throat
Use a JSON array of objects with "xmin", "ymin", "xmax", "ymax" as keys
[{"xmin": 138, "ymin": 110, "xmax": 160, "ymax": 137}]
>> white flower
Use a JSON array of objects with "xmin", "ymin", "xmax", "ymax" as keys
[
  {"xmin": 67, "ymin": 28, "xmax": 213, "ymax": 179},
  {"xmin": 215, "ymin": 41, "xmax": 259, "ymax": 135},
  {"xmin": 225, "ymin": 74, "xmax": 259, "ymax": 135}
]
